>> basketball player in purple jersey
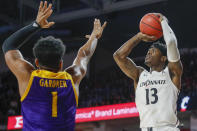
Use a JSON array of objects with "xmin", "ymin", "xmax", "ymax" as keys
[{"xmin": 2, "ymin": 1, "xmax": 107, "ymax": 131}]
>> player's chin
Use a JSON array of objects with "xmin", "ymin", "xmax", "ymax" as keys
[{"xmin": 144, "ymin": 60, "xmax": 151, "ymax": 67}]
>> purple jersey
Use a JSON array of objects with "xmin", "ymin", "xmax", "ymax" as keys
[{"xmin": 21, "ymin": 70, "xmax": 78, "ymax": 131}]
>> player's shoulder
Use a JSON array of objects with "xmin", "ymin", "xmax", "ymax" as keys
[
  {"xmin": 137, "ymin": 66, "xmax": 145, "ymax": 72},
  {"xmin": 65, "ymin": 65, "xmax": 85, "ymax": 77},
  {"xmin": 137, "ymin": 66, "xmax": 147, "ymax": 76},
  {"xmin": 65, "ymin": 65, "xmax": 77, "ymax": 77},
  {"xmin": 136, "ymin": 66, "xmax": 147, "ymax": 83}
]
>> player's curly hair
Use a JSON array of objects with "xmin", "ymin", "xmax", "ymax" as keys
[
  {"xmin": 151, "ymin": 41, "xmax": 167, "ymax": 56},
  {"xmin": 33, "ymin": 36, "xmax": 66, "ymax": 69},
  {"xmin": 150, "ymin": 41, "xmax": 168, "ymax": 66}
]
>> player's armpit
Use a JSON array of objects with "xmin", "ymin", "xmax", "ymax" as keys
[
  {"xmin": 113, "ymin": 54, "xmax": 144, "ymax": 82},
  {"xmin": 65, "ymin": 64, "xmax": 85, "ymax": 85},
  {"xmin": 168, "ymin": 60, "xmax": 183, "ymax": 90},
  {"xmin": 65, "ymin": 64, "xmax": 85, "ymax": 97}
]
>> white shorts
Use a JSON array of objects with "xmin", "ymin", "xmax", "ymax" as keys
[{"xmin": 141, "ymin": 126, "xmax": 180, "ymax": 131}]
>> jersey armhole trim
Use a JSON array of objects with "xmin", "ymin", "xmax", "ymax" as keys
[
  {"xmin": 135, "ymin": 70, "xmax": 147, "ymax": 91},
  {"xmin": 20, "ymin": 73, "xmax": 35, "ymax": 102},
  {"xmin": 66, "ymin": 72, "xmax": 78, "ymax": 106}
]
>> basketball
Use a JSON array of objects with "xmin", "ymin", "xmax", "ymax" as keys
[{"xmin": 139, "ymin": 13, "xmax": 163, "ymax": 39}]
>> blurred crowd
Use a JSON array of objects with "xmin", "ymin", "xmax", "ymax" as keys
[
  {"xmin": 0, "ymin": 49, "xmax": 197, "ymax": 124},
  {"xmin": 0, "ymin": 71, "xmax": 20, "ymax": 124},
  {"xmin": 177, "ymin": 49, "xmax": 197, "ymax": 110},
  {"xmin": 79, "ymin": 66, "xmax": 134, "ymax": 107}
]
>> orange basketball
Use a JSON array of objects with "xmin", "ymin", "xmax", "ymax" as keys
[{"xmin": 139, "ymin": 13, "xmax": 163, "ymax": 39}]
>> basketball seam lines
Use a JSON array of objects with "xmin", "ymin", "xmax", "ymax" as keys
[
  {"xmin": 141, "ymin": 21, "xmax": 162, "ymax": 32},
  {"xmin": 147, "ymin": 14, "xmax": 161, "ymax": 25}
]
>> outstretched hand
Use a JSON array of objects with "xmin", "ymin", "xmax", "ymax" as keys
[
  {"xmin": 36, "ymin": 1, "xmax": 55, "ymax": 28},
  {"xmin": 137, "ymin": 32, "xmax": 157, "ymax": 42},
  {"xmin": 85, "ymin": 19, "xmax": 107, "ymax": 39}
]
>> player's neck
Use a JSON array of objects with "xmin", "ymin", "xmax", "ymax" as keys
[
  {"xmin": 150, "ymin": 64, "xmax": 165, "ymax": 73},
  {"xmin": 38, "ymin": 65, "xmax": 60, "ymax": 73}
]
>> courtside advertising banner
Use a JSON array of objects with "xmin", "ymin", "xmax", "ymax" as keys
[{"xmin": 7, "ymin": 102, "xmax": 139, "ymax": 130}]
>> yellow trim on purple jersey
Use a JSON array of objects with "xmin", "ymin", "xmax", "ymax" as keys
[
  {"xmin": 65, "ymin": 73, "xmax": 78, "ymax": 106},
  {"xmin": 20, "ymin": 73, "xmax": 34, "ymax": 102}
]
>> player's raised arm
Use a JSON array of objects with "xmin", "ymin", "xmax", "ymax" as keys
[
  {"xmin": 113, "ymin": 32, "xmax": 156, "ymax": 86},
  {"xmin": 158, "ymin": 14, "xmax": 183, "ymax": 90},
  {"xmin": 2, "ymin": 1, "xmax": 54, "ymax": 94},
  {"xmin": 66, "ymin": 19, "xmax": 107, "ymax": 89}
]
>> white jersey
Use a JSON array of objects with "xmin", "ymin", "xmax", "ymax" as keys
[{"xmin": 135, "ymin": 67, "xmax": 179, "ymax": 128}]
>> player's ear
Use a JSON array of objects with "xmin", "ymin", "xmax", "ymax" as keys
[
  {"xmin": 59, "ymin": 60, "xmax": 63, "ymax": 71},
  {"xmin": 161, "ymin": 56, "xmax": 167, "ymax": 63},
  {"xmin": 35, "ymin": 58, "xmax": 39, "ymax": 68}
]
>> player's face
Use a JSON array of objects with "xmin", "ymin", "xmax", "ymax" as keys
[{"xmin": 145, "ymin": 47, "xmax": 163, "ymax": 67}]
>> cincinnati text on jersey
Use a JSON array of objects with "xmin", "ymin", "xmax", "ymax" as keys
[{"xmin": 139, "ymin": 80, "xmax": 166, "ymax": 87}]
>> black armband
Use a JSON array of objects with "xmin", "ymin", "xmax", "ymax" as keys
[{"xmin": 2, "ymin": 21, "xmax": 41, "ymax": 53}]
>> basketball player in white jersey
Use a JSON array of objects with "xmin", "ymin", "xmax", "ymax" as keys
[{"xmin": 113, "ymin": 14, "xmax": 183, "ymax": 131}]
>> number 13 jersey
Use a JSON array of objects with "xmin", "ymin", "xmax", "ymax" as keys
[
  {"xmin": 21, "ymin": 70, "xmax": 78, "ymax": 131},
  {"xmin": 135, "ymin": 67, "xmax": 179, "ymax": 128}
]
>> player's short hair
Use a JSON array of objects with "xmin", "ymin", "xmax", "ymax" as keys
[
  {"xmin": 33, "ymin": 36, "xmax": 66, "ymax": 69},
  {"xmin": 150, "ymin": 41, "xmax": 167, "ymax": 56}
]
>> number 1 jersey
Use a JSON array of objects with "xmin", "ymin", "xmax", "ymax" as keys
[
  {"xmin": 21, "ymin": 70, "xmax": 78, "ymax": 131},
  {"xmin": 135, "ymin": 67, "xmax": 179, "ymax": 128}
]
